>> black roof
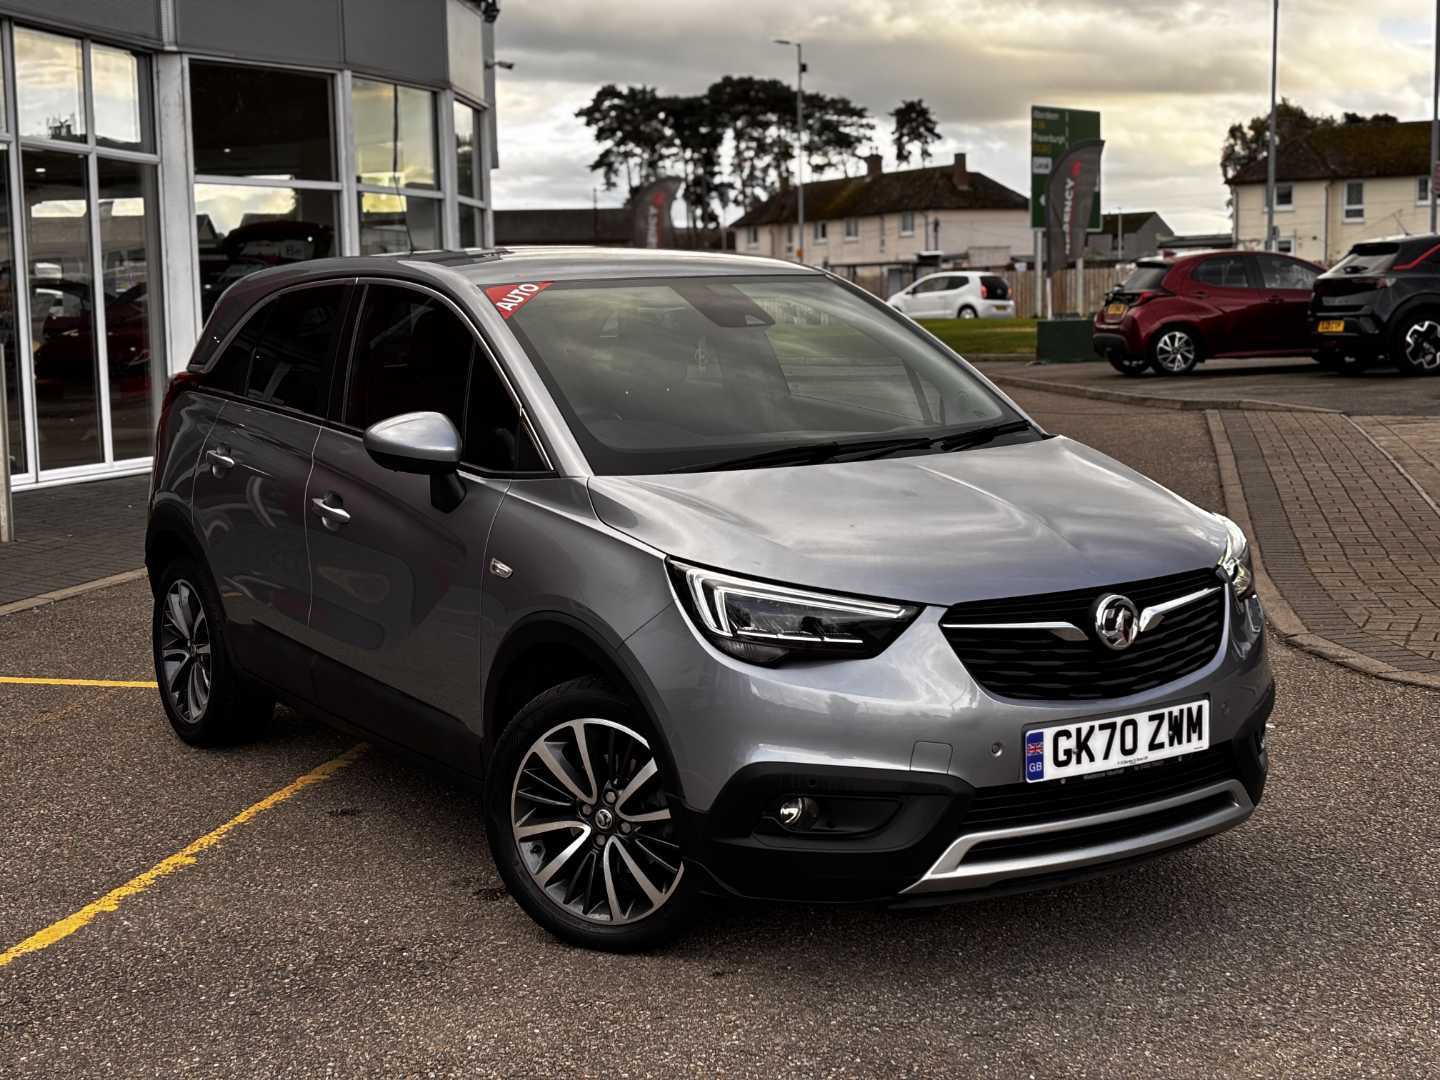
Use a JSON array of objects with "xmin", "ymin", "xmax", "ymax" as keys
[
  {"xmin": 1230, "ymin": 119, "xmax": 1433, "ymax": 184},
  {"xmin": 731, "ymin": 162, "xmax": 1027, "ymax": 228}
]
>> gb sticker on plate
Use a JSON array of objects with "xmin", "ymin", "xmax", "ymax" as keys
[
  {"xmin": 484, "ymin": 280, "xmax": 553, "ymax": 319},
  {"xmin": 1025, "ymin": 728, "xmax": 1046, "ymax": 781}
]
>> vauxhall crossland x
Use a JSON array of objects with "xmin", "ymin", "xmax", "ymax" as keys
[{"xmin": 147, "ymin": 248, "xmax": 1274, "ymax": 951}]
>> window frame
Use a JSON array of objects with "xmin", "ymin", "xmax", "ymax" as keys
[
  {"xmin": 1192, "ymin": 254, "xmax": 1254, "ymax": 289},
  {"xmin": 899, "ymin": 210, "xmax": 915, "ymax": 237},
  {"xmin": 1343, "ymin": 180, "xmax": 1365, "ymax": 222},
  {"xmin": 843, "ymin": 217, "xmax": 859, "ymax": 240},
  {"xmin": 813, "ymin": 220, "xmax": 827, "ymax": 243},
  {"xmin": 452, "ymin": 93, "xmax": 489, "ymax": 248},
  {"xmin": 1273, "ymin": 182, "xmax": 1293, "ymax": 211},
  {"xmin": 237, "ymin": 278, "xmax": 355, "ymax": 421},
  {"xmin": 11, "ymin": 23, "xmax": 165, "ymax": 480},
  {"xmin": 1419, "ymin": 176, "xmax": 1432, "ymax": 207}
]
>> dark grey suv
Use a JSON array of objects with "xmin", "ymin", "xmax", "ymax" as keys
[{"xmin": 147, "ymin": 249, "xmax": 1274, "ymax": 950}]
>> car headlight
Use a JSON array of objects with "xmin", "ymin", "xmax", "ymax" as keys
[
  {"xmin": 668, "ymin": 560, "xmax": 921, "ymax": 665},
  {"xmin": 1215, "ymin": 513, "xmax": 1255, "ymax": 600}
]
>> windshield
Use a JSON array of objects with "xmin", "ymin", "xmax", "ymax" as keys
[{"xmin": 500, "ymin": 274, "xmax": 1021, "ymax": 475}]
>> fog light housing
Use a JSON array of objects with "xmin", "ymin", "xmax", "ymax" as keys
[{"xmin": 777, "ymin": 796, "xmax": 819, "ymax": 830}]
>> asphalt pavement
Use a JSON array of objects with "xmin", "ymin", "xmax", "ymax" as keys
[{"xmin": 1, "ymin": 390, "xmax": 1437, "ymax": 1078}]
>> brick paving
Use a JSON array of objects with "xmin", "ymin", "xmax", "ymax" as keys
[
  {"xmin": 1223, "ymin": 411, "xmax": 1440, "ymax": 674},
  {"xmin": 0, "ymin": 475, "xmax": 148, "ymax": 607}
]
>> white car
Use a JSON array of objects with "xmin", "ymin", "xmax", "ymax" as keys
[{"xmin": 887, "ymin": 272, "xmax": 1015, "ymax": 320}]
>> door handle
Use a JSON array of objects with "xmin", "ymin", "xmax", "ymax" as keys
[
  {"xmin": 311, "ymin": 495, "xmax": 351, "ymax": 530},
  {"xmin": 205, "ymin": 447, "xmax": 235, "ymax": 477},
  {"xmin": 1267, "ymin": 295, "xmax": 1285, "ymax": 303},
  {"xmin": 1192, "ymin": 290, "xmax": 1208, "ymax": 299}
]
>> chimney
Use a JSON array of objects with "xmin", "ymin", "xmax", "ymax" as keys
[
  {"xmin": 865, "ymin": 152, "xmax": 884, "ymax": 178},
  {"xmin": 952, "ymin": 151, "xmax": 970, "ymax": 190}
]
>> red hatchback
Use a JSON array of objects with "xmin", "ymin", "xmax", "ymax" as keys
[{"xmin": 1092, "ymin": 251, "xmax": 1322, "ymax": 375}]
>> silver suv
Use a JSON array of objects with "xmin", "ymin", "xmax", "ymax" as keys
[{"xmin": 147, "ymin": 249, "xmax": 1273, "ymax": 951}]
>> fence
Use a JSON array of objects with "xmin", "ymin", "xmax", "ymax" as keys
[{"xmin": 994, "ymin": 266, "xmax": 1130, "ymax": 319}]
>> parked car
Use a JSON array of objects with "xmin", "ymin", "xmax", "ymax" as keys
[
  {"xmin": 1311, "ymin": 235, "xmax": 1440, "ymax": 374},
  {"xmin": 1093, "ymin": 251, "xmax": 1322, "ymax": 376},
  {"xmin": 147, "ymin": 249, "xmax": 1272, "ymax": 951},
  {"xmin": 887, "ymin": 271, "xmax": 1015, "ymax": 320}
]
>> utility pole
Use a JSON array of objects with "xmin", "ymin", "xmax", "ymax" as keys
[
  {"xmin": 774, "ymin": 39, "xmax": 806, "ymax": 263},
  {"xmin": 1431, "ymin": 0, "xmax": 1438, "ymax": 233},
  {"xmin": 1265, "ymin": 0, "xmax": 1279, "ymax": 252}
]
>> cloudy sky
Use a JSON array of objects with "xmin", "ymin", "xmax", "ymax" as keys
[{"xmin": 489, "ymin": 0, "xmax": 1435, "ymax": 235}]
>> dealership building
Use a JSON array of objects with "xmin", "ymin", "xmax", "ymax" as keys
[{"xmin": 0, "ymin": 0, "xmax": 499, "ymax": 491}]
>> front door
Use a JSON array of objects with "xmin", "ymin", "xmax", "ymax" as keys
[
  {"xmin": 304, "ymin": 283, "xmax": 525, "ymax": 762},
  {"xmin": 191, "ymin": 281, "xmax": 351, "ymax": 696}
]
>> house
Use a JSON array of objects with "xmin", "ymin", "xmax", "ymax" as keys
[
  {"xmin": 729, "ymin": 152, "xmax": 1030, "ymax": 297},
  {"xmin": 1229, "ymin": 119, "xmax": 1437, "ymax": 264},
  {"xmin": 1083, "ymin": 211, "xmax": 1173, "ymax": 261}
]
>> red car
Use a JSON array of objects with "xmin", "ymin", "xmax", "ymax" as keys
[{"xmin": 1092, "ymin": 251, "xmax": 1322, "ymax": 376}]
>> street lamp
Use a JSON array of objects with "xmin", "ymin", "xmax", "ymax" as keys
[
  {"xmin": 1431, "ymin": 0, "xmax": 1438, "ymax": 233},
  {"xmin": 1265, "ymin": 0, "xmax": 1278, "ymax": 252},
  {"xmin": 773, "ymin": 39, "xmax": 806, "ymax": 263}
]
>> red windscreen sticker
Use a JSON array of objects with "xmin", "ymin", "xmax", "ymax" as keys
[{"xmin": 485, "ymin": 280, "xmax": 554, "ymax": 318}]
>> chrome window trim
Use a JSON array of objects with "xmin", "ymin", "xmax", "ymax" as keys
[{"xmin": 940, "ymin": 584, "xmax": 1221, "ymax": 642}]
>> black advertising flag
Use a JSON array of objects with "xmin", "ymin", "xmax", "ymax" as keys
[{"xmin": 1045, "ymin": 138, "xmax": 1105, "ymax": 271}]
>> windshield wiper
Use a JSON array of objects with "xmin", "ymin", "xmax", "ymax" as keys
[
  {"xmin": 669, "ymin": 422, "xmax": 1036, "ymax": 473},
  {"xmin": 930, "ymin": 419, "xmax": 1035, "ymax": 452}
]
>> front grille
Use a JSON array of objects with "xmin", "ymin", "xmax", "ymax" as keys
[
  {"xmin": 941, "ymin": 567, "xmax": 1225, "ymax": 701},
  {"xmin": 961, "ymin": 745, "xmax": 1235, "ymax": 835}
]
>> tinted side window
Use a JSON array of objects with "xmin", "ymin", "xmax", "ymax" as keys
[
  {"xmin": 1258, "ymin": 255, "xmax": 1317, "ymax": 290},
  {"xmin": 948, "ymin": 276, "xmax": 970, "ymax": 289},
  {"xmin": 914, "ymin": 277, "xmax": 945, "ymax": 293},
  {"xmin": 1192, "ymin": 257, "xmax": 1251, "ymax": 289},
  {"xmin": 346, "ymin": 285, "xmax": 473, "ymax": 434},
  {"xmin": 465, "ymin": 358, "xmax": 546, "ymax": 473},
  {"xmin": 245, "ymin": 284, "xmax": 347, "ymax": 414},
  {"xmin": 207, "ymin": 305, "xmax": 270, "ymax": 393}
]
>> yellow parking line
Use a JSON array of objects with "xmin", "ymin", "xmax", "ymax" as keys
[
  {"xmin": 0, "ymin": 676, "xmax": 158, "ymax": 688},
  {"xmin": 0, "ymin": 744, "xmax": 367, "ymax": 970}
]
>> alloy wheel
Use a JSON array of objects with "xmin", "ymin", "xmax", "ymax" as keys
[
  {"xmin": 1403, "ymin": 320, "xmax": 1440, "ymax": 371},
  {"xmin": 1153, "ymin": 330, "xmax": 1196, "ymax": 373},
  {"xmin": 510, "ymin": 718, "xmax": 683, "ymax": 925},
  {"xmin": 158, "ymin": 579, "xmax": 212, "ymax": 724}
]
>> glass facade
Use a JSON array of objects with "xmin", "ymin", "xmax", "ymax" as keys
[{"xmin": 0, "ymin": 19, "xmax": 491, "ymax": 489}]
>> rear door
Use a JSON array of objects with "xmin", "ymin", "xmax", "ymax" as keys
[
  {"xmin": 1186, "ymin": 255, "xmax": 1259, "ymax": 355},
  {"xmin": 191, "ymin": 281, "xmax": 351, "ymax": 696},
  {"xmin": 1256, "ymin": 254, "xmax": 1318, "ymax": 352},
  {"xmin": 933, "ymin": 275, "xmax": 969, "ymax": 318},
  {"xmin": 304, "ymin": 281, "xmax": 537, "ymax": 760}
]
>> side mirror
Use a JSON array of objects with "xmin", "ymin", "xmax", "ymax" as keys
[{"xmin": 363, "ymin": 411, "xmax": 465, "ymax": 511}]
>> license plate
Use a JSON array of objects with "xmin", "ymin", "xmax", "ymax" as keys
[
  {"xmin": 1024, "ymin": 700, "xmax": 1209, "ymax": 783},
  {"xmin": 1105, "ymin": 302, "xmax": 1126, "ymax": 318},
  {"xmin": 1317, "ymin": 319, "xmax": 1345, "ymax": 334}
]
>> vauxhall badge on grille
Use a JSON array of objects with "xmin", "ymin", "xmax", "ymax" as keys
[{"xmin": 1092, "ymin": 593, "xmax": 1141, "ymax": 650}]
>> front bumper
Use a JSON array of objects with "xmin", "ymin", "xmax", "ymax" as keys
[{"xmin": 628, "ymin": 587, "xmax": 1273, "ymax": 904}]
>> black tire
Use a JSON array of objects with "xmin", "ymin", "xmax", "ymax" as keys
[
  {"xmin": 486, "ymin": 677, "xmax": 697, "ymax": 952},
  {"xmin": 1107, "ymin": 352, "xmax": 1150, "ymax": 377},
  {"xmin": 1391, "ymin": 313, "xmax": 1440, "ymax": 376},
  {"xmin": 1148, "ymin": 326, "xmax": 1201, "ymax": 375},
  {"xmin": 957, "ymin": 305, "xmax": 978, "ymax": 319},
  {"xmin": 151, "ymin": 557, "xmax": 272, "ymax": 747}
]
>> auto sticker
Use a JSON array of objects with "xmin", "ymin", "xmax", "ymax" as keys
[{"xmin": 484, "ymin": 281, "xmax": 554, "ymax": 318}]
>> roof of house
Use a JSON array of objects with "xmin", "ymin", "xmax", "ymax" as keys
[
  {"xmin": 1230, "ymin": 119, "xmax": 1433, "ymax": 184},
  {"xmin": 494, "ymin": 208, "xmax": 633, "ymax": 246},
  {"xmin": 1099, "ymin": 211, "xmax": 1168, "ymax": 235},
  {"xmin": 730, "ymin": 160, "xmax": 1027, "ymax": 228}
]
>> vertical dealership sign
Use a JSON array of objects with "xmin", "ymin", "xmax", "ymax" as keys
[
  {"xmin": 1031, "ymin": 106, "xmax": 1102, "ymax": 269},
  {"xmin": 629, "ymin": 177, "xmax": 682, "ymax": 249},
  {"xmin": 1045, "ymin": 139, "xmax": 1105, "ymax": 272}
]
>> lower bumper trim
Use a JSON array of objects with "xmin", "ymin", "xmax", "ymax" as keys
[{"xmin": 901, "ymin": 778, "xmax": 1253, "ymax": 895}]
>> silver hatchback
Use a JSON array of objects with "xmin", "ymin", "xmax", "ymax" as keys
[{"xmin": 147, "ymin": 248, "xmax": 1272, "ymax": 950}]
